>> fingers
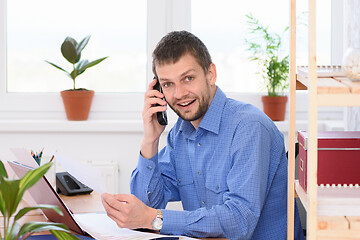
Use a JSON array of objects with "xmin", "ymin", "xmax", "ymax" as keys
[
  {"xmin": 143, "ymin": 88, "xmax": 167, "ymax": 124},
  {"xmin": 101, "ymin": 193, "xmax": 129, "ymax": 228},
  {"xmin": 144, "ymin": 92, "xmax": 167, "ymax": 107},
  {"xmin": 146, "ymin": 77, "xmax": 165, "ymax": 102},
  {"xmin": 147, "ymin": 77, "xmax": 157, "ymax": 91},
  {"xmin": 101, "ymin": 194, "xmax": 152, "ymax": 229},
  {"xmin": 145, "ymin": 90, "xmax": 166, "ymax": 106}
]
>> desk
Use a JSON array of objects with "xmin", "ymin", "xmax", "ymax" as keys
[
  {"xmin": 2, "ymin": 192, "xmax": 227, "ymax": 240},
  {"xmin": 0, "ymin": 192, "xmax": 104, "ymax": 234}
]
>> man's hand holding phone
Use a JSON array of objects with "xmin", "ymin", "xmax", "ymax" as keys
[{"xmin": 141, "ymin": 77, "xmax": 168, "ymax": 159}]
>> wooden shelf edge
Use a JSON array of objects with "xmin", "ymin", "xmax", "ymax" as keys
[
  {"xmin": 295, "ymin": 180, "xmax": 308, "ymax": 211},
  {"xmin": 295, "ymin": 180, "xmax": 360, "ymax": 216},
  {"xmin": 296, "ymin": 78, "xmax": 308, "ymax": 90},
  {"xmin": 318, "ymin": 94, "xmax": 360, "ymax": 106},
  {"xmin": 296, "ymin": 74, "xmax": 360, "ymax": 96}
]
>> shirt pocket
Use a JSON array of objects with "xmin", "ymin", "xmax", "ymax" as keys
[
  {"xmin": 177, "ymin": 175, "xmax": 194, "ymax": 187},
  {"xmin": 205, "ymin": 174, "xmax": 229, "ymax": 204}
]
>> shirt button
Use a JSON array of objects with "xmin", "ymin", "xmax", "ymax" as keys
[
  {"xmin": 147, "ymin": 166, "xmax": 153, "ymax": 170},
  {"xmin": 147, "ymin": 191, "xmax": 151, "ymax": 195},
  {"xmin": 202, "ymin": 200, "xmax": 206, "ymax": 205},
  {"xmin": 197, "ymin": 142, "xmax": 201, "ymax": 147},
  {"xmin": 197, "ymin": 170, "xmax": 201, "ymax": 175},
  {"xmin": 178, "ymin": 178, "xmax": 182, "ymax": 183},
  {"xmin": 216, "ymin": 185, "xmax": 219, "ymax": 191}
]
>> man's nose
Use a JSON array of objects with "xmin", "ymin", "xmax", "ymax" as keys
[{"xmin": 174, "ymin": 85, "xmax": 187, "ymax": 99}]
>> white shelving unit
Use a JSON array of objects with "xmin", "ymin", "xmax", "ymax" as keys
[{"xmin": 287, "ymin": 0, "xmax": 360, "ymax": 239}]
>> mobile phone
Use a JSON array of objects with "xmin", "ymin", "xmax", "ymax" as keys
[{"xmin": 153, "ymin": 77, "xmax": 168, "ymax": 125}]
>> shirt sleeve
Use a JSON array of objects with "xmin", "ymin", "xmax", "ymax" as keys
[
  {"xmin": 161, "ymin": 121, "xmax": 273, "ymax": 239},
  {"xmin": 130, "ymin": 130, "xmax": 180, "ymax": 209}
]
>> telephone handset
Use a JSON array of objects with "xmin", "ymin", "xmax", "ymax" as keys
[{"xmin": 153, "ymin": 77, "xmax": 168, "ymax": 125}]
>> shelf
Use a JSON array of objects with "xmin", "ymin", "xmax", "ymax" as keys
[
  {"xmin": 317, "ymin": 216, "xmax": 360, "ymax": 240},
  {"xmin": 288, "ymin": 0, "xmax": 360, "ymax": 239},
  {"xmin": 296, "ymin": 75, "xmax": 360, "ymax": 106},
  {"xmin": 295, "ymin": 180, "xmax": 360, "ymax": 216},
  {"xmin": 296, "ymin": 74, "xmax": 360, "ymax": 94}
]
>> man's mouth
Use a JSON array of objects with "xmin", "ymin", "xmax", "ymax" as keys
[{"xmin": 177, "ymin": 99, "xmax": 196, "ymax": 108}]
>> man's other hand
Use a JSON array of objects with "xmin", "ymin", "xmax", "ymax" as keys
[{"xmin": 101, "ymin": 193, "xmax": 157, "ymax": 230}]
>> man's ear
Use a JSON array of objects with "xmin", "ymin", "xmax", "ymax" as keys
[{"xmin": 207, "ymin": 63, "xmax": 217, "ymax": 85}]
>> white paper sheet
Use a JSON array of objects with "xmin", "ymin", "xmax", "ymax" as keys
[
  {"xmin": 74, "ymin": 212, "xmax": 160, "ymax": 240},
  {"xmin": 54, "ymin": 153, "xmax": 107, "ymax": 194},
  {"xmin": 74, "ymin": 212, "xmax": 195, "ymax": 240}
]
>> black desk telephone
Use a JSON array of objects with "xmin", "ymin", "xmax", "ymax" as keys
[{"xmin": 56, "ymin": 172, "xmax": 93, "ymax": 196}]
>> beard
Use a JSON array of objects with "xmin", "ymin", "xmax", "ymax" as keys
[{"xmin": 168, "ymin": 86, "xmax": 212, "ymax": 122}]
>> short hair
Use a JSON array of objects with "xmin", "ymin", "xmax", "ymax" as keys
[{"xmin": 152, "ymin": 31, "xmax": 212, "ymax": 76}]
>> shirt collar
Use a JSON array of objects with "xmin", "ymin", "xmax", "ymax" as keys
[{"xmin": 179, "ymin": 87, "xmax": 226, "ymax": 136}]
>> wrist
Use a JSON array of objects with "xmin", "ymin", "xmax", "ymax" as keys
[
  {"xmin": 151, "ymin": 209, "xmax": 163, "ymax": 231},
  {"xmin": 140, "ymin": 139, "xmax": 159, "ymax": 159}
]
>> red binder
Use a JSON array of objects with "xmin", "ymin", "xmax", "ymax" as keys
[{"xmin": 298, "ymin": 131, "xmax": 360, "ymax": 192}]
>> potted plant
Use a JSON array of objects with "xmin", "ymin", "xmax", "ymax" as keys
[
  {"xmin": 46, "ymin": 35, "xmax": 108, "ymax": 121},
  {"xmin": 245, "ymin": 13, "xmax": 289, "ymax": 121},
  {"xmin": 0, "ymin": 160, "xmax": 79, "ymax": 240}
]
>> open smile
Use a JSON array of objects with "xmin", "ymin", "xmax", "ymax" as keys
[{"xmin": 177, "ymin": 99, "xmax": 196, "ymax": 109}]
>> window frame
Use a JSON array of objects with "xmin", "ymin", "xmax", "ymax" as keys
[{"xmin": 0, "ymin": 0, "xmax": 343, "ymax": 120}]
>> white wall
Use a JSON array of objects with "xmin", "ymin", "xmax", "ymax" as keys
[
  {"xmin": 0, "ymin": 120, "xmax": 170, "ymax": 194},
  {"xmin": 0, "ymin": 111, "xmax": 345, "ymax": 195}
]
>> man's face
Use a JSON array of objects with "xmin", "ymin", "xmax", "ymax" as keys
[{"xmin": 155, "ymin": 53, "xmax": 217, "ymax": 127}]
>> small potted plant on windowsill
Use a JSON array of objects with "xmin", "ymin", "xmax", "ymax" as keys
[
  {"xmin": 0, "ymin": 160, "xmax": 79, "ymax": 240},
  {"xmin": 245, "ymin": 13, "xmax": 289, "ymax": 121},
  {"xmin": 46, "ymin": 35, "xmax": 108, "ymax": 121}
]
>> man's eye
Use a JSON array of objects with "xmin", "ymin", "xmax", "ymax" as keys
[
  {"xmin": 185, "ymin": 76, "xmax": 193, "ymax": 81},
  {"xmin": 163, "ymin": 82, "xmax": 172, "ymax": 88}
]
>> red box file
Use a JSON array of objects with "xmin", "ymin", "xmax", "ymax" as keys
[{"xmin": 298, "ymin": 131, "xmax": 360, "ymax": 192}]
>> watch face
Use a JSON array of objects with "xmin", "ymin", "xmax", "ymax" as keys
[{"xmin": 152, "ymin": 217, "xmax": 163, "ymax": 230}]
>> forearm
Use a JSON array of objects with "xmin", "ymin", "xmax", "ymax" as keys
[
  {"xmin": 140, "ymin": 137, "xmax": 159, "ymax": 159},
  {"xmin": 161, "ymin": 201, "xmax": 259, "ymax": 239},
  {"xmin": 131, "ymin": 153, "xmax": 179, "ymax": 209},
  {"xmin": 131, "ymin": 154, "xmax": 164, "ymax": 208}
]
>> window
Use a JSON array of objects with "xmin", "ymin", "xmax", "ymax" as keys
[
  {"xmin": 0, "ymin": 0, "xmax": 342, "ymax": 119},
  {"xmin": 7, "ymin": 0, "xmax": 147, "ymax": 93},
  {"xmin": 191, "ymin": 0, "xmax": 332, "ymax": 93}
]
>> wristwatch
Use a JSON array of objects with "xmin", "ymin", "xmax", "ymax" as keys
[{"xmin": 152, "ymin": 209, "xmax": 163, "ymax": 231}]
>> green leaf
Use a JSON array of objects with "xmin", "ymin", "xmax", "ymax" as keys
[
  {"xmin": 18, "ymin": 222, "xmax": 74, "ymax": 239},
  {"xmin": 8, "ymin": 221, "xmax": 21, "ymax": 240},
  {"xmin": 76, "ymin": 59, "xmax": 89, "ymax": 70},
  {"xmin": 74, "ymin": 59, "xmax": 89, "ymax": 76},
  {"xmin": 50, "ymin": 230, "xmax": 81, "ymax": 240},
  {"xmin": 61, "ymin": 37, "xmax": 81, "ymax": 64},
  {"xmin": 76, "ymin": 35, "xmax": 91, "ymax": 55},
  {"xmin": 0, "ymin": 178, "xmax": 21, "ymax": 217},
  {"xmin": 45, "ymin": 61, "xmax": 69, "ymax": 74},
  {"xmin": 78, "ymin": 57, "xmax": 108, "ymax": 71},
  {"xmin": 70, "ymin": 69, "xmax": 80, "ymax": 80},
  {"xmin": 0, "ymin": 160, "xmax": 8, "ymax": 179},
  {"xmin": 0, "ymin": 190, "xmax": 6, "ymax": 216},
  {"xmin": 14, "ymin": 162, "xmax": 53, "ymax": 215},
  {"xmin": 15, "ymin": 204, "xmax": 63, "ymax": 222}
]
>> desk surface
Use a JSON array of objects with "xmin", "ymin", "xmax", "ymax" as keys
[
  {"xmin": 2, "ymin": 192, "xmax": 227, "ymax": 240},
  {"xmin": 1, "ymin": 162, "xmax": 228, "ymax": 239}
]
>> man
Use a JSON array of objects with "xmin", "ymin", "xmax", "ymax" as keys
[{"xmin": 102, "ymin": 31, "xmax": 304, "ymax": 240}]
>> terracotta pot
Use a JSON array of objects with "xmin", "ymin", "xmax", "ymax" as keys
[
  {"xmin": 60, "ymin": 90, "xmax": 94, "ymax": 121},
  {"xmin": 261, "ymin": 95, "xmax": 288, "ymax": 121}
]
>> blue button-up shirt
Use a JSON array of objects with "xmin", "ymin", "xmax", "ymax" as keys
[{"xmin": 131, "ymin": 87, "xmax": 304, "ymax": 240}]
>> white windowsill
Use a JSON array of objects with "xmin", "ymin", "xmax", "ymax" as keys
[{"xmin": 0, "ymin": 119, "xmax": 345, "ymax": 133}]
